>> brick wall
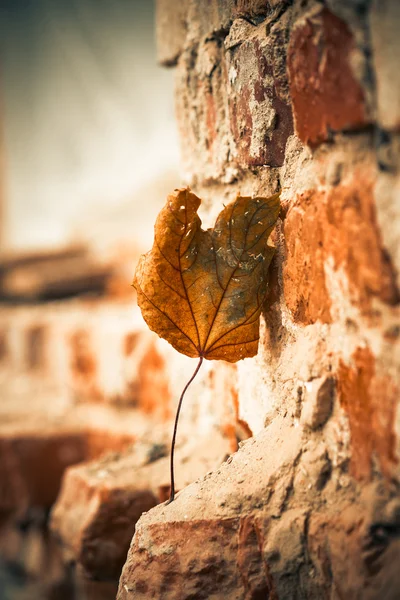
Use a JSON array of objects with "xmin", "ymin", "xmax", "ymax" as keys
[{"xmin": 118, "ymin": 1, "xmax": 400, "ymax": 598}]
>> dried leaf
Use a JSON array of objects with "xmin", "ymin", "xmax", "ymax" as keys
[
  {"xmin": 133, "ymin": 188, "xmax": 280, "ymax": 363},
  {"xmin": 133, "ymin": 188, "xmax": 280, "ymax": 502}
]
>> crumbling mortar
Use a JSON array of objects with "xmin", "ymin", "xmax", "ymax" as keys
[{"xmin": 278, "ymin": 448, "xmax": 303, "ymax": 514}]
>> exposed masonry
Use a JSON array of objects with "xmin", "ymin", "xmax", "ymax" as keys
[
  {"xmin": 2, "ymin": 1, "xmax": 398, "ymax": 597},
  {"xmin": 118, "ymin": 1, "xmax": 400, "ymax": 598}
]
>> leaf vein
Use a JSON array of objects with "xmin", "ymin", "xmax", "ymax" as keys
[
  {"xmin": 205, "ymin": 300, "xmax": 262, "ymax": 352},
  {"xmin": 207, "ymin": 337, "xmax": 259, "ymax": 354},
  {"xmin": 156, "ymin": 268, "xmax": 186, "ymax": 300},
  {"xmin": 136, "ymin": 283, "xmax": 199, "ymax": 352},
  {"xmin": 155, "ymin": 237, "xmax": 180, "ymax": 272},
  {"xmin": 178, "ymin": 202, "xmax": 201, "ymax": 348}
]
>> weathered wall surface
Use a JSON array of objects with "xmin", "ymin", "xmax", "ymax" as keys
[
  {"xmin": 0, "ymin": 294, "xmax": 243, "ymax": 580},
  {"xmin": 119, "ymin": 0, "xmax": 400, "ymax": 598}
]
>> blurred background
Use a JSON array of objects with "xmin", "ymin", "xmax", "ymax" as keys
[
  {"xmin": 0, "ymin": 0, "xmax": 179, "ymax": 253},
  {"xmin": 0, "ymin": 0, "xmax": 182, "ymax": 312},
  {"xmin": 0, "ymin": 1, "xmax": 184, "ymax": 598}
]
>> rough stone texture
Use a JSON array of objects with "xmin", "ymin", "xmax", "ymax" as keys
[
  {"xmin": 300, "ymin": 375, "xmax": 335, "ymax": 431},
  {"xmin": 51, "ymin": 430, "xmax": 232, "ymax": 580},
  {"xmin": 226, "ymin": 15, "xmax": 293, "ymax": 168},
  {"xmin": 175, "ymin": 39, "xmax": 232, "ymax": 183},
  {"xmin": 118, "ymin": 418, "xmax": 400, "ymax": 599},
  {"xmin": 117, "ymin": 1, "xmax": 400, "ymax": 597},
  {"xmin": 186, "ymin": 0, "xmax": 235, "ymax": 41},
  {"xmin": 235, "ymin": 0, "xmax": 291, "ymax": 19},
  {"xmin": 307, "ymin": 487, "xmax": 400, "ymax": 600},
  {"xmin": 118, "ymin": 417, "xmax": 303, "ymax": 599},
  {"xmin": 156, "ymin": 0, "xmax": 293, "ymax": 68},
  {"xmin": 174, "ymin": 7, "xmax": 294, "ymax": 183}
]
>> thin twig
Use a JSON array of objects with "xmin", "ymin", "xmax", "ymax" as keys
[{"xmin": 167, "ymin": 356, "xmax": 203, "ymax": 503}]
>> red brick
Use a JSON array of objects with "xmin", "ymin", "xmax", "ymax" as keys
[
  {"xmin": 51, "ymin": 462, "xmax": 158, "ymax": 580},
  {"xmin": 119, "ymin": 517, "xmax": 245, "ymax": 599},
  {"xmin": 123, "ymin": 332, "xmax": 141, "ymax": 357},
  {"xmin": 0, "ymin": 412, "xmax": 142, "ymax": 517},
  {"xmin": 69, "ymin": 329, "xmax": 100, "ymax": 401},
  {"xmin": 283, "ymin": 172, "xmax": 400, "ymax": 324},
  {"xmin": 132, "ymin": 339, "xmax": 171, "ymax": 419},
  {"xmin": 25, "ymin": 325, "xmax": 48, "ymax": 371},
  {"xmin": 288, "ymin": 7, "xmax": 370, "ymax": 146},
  {"xmin": 0, "ymin": 388, "xmax": 157, "ymax": 516},
  {"xmin": 174, "ymin": 14, "xmax": 294, "ymax": 180},
  {"xmin": 70, "ymin": 329, "xmax": 97, "ymax": 380},
  {"xmin": 338, "ymin": 346, "xmax": 398, "ymax": 481},
  {"xmin": 283, "ymin": 188, "xmax": 332, "ymax": 324},
  {"xmin": 0, "ymin": 431, "xmax": 86, "ymax": 514}
]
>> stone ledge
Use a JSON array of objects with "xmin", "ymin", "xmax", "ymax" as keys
[
  {"xmin": 117, "ymin": 417, "xmax": 303, "ymax": 598},
  {"xmin": 117, "ymin": 417, "xmax": 400, "ymax": 599},
  {"xmin": 51, "ymin": 429, "xmax": 232, "ymax": 580}
]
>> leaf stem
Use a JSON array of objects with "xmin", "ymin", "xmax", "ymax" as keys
[{"xmin": 167, "ymin": 356, "xmax": 203, "ymax": 503}]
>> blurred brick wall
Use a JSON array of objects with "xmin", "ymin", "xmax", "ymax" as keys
[{"xmin": 117, "ymin": 1, "xmax": 400, "ymax": 598}]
